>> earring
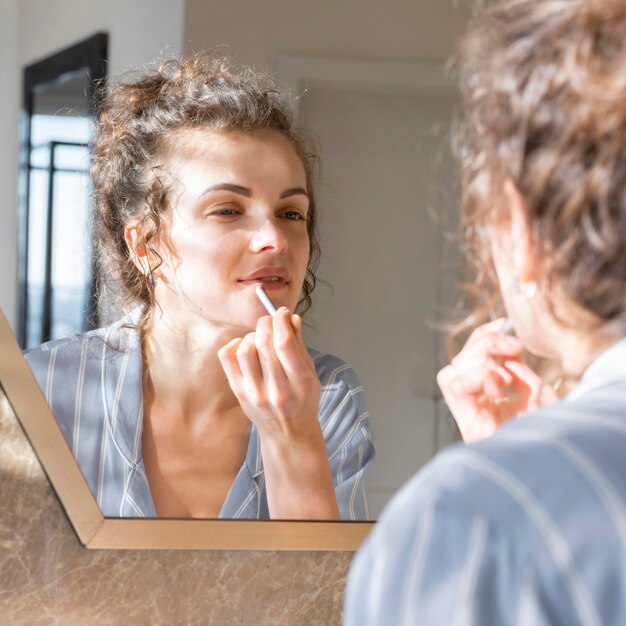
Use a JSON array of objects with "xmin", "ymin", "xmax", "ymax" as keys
[
  {"xmin": 512, "ymin": 275, "xmax": 537, "ymax": 301},
  {"xmin": 144, "ymin": 270, "xmax": 157, "ymax": 291}
]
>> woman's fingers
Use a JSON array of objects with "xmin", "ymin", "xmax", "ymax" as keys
[
  {"xmin": 291, "ymin": 312, "xmax": 306, "ymax": 346},
  {"xmin": 444, "ymin": 358, "xmax": 509, "ymax": 400},
  {"xmin": 488, "ymin": 360, "xmax": 514, "ymax": 386},
  {"xmin": 453, "ymin": 331, "xmax": 523, "ymax": 366},
  {"xmin": 219, "ymin": 309, "xmax": 313, "ymax": 396},
  {"xmin": 236, "ymin": 331, "xmax": 264, "ymax": 387},
  {"xmin": 438, "ymin": 320, "xmax": 546, "ymax": 443},
  {"xmin": 503, "ymin": 359, "xmax": 559, "ymax": 408},
  {"xmin": 271, "ymin": 308, "xmax": 315, "ymax": 379},
  {"xmin": 217, "ymin": 309, "xmax": 320, "ymax": 433},
  {"xmin": 464, "ymin": 318, "xmax": 510, "ymax": 348},
  {"xmin": 445, "ymin": 330, "xmax": 521, "ymax": 393},
  {"xmin": 254, "ymin": 315, "xmax": 289, "ymax": 391},
  {"xmin": 217, "ymin": 337, "xmax": 244, "ymax": 391}
]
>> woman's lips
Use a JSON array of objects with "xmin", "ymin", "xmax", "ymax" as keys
[
  {"xmin": 238, "ymin": 277, "xmax": 288, "ymax": 291},
  {"xmin": 238, "ymin": 267, "xmax": 290, "ymax": 291}
]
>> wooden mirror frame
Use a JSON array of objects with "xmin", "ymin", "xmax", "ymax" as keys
[{"xmin": 0, "ymin": 310, "xmax": 374, "ymax": 550}]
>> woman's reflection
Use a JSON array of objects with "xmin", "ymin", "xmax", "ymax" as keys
[{"xmin": 25, "ymin": 53, "xmax": 375, "ymax": 520}]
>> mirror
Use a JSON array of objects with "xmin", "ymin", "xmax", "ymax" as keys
[{"xmin": 8, "ymin": 36, "xmax": 463, "ymax": 538}]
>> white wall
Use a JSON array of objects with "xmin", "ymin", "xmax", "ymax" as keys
[
  {"xmin": 0, "ymin": 0, "xmax": 185, "ymax": 332},
  {"xmin": 184, "ymin": 0, "xmax": 472, "ymax": 69},
  {"xmin": 0, "ymin": 0, "xmax": 19, "ymax": 330},
  {"xmin": 18, "ymin": 0, "xmax": 185, "ymax": 74}
]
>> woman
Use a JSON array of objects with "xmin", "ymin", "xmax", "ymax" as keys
[
  {"xmin": 26, "ymin": 54, "xmax": 375, "ymax": 520},
  {"xmin": 346, "ymin": 0, "xmax": 626, "ymax": 623}
]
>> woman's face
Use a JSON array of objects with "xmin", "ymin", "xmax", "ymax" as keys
[{"xmin": 153, "ymin": 128, "xmax": 311, "ymax": 332}]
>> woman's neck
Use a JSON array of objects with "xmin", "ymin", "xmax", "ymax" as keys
[
  {"xmin": 556, "ymin": 324, "xmax": 624, "ymax": 382},
  {"xmin": 142, "ymin": 311, "xmax": 245, "ymax": 422}
]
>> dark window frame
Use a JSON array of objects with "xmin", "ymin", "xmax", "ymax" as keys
[{"xmin": 17, "ymin": 32, "xmax": 108, "ymax": 348}]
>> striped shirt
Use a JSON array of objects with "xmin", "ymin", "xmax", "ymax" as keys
[
  {"xmin": 25, "ymin": 315, "xmax": 376, "ymax": 519},
  {"xmin": 345, "ymin": 337, "xmax": 626, "ymax": 625}
]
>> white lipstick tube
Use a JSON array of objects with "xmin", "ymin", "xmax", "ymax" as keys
[
  {"xmin": 500, "ymin": 317, "xmax": 514, "ymax": 335},
  {"xmin": 255, "ymin": 285, "xmax": 278, "ymax": 316}
]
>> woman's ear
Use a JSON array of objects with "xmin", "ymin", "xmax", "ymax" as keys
[
  {"xmin": 503, "ymin": 179, "xmax": 537, "ymax": 283},
  {"xmin": 124, "ymin": 221, "xmax": 151, "ymax": 274}
]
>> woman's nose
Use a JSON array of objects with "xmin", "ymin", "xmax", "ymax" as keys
[{"xmin": 250, "ymin": 219, "xmax": 288, "ymax": 253}]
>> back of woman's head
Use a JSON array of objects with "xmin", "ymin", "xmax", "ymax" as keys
[
  {"xmin": 92, "ymin": 52, "xmax": 319, "ymax": 320},
  {"xmin": 453, "ymin": 0, "xmax": 626, "ymax": 334}
]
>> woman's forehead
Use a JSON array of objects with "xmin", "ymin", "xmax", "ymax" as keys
[
  {"xmin": 166, "ymin": 127, "xmax": 293, "ymax": 159},
  {"xmin": 166, "ymin": 128, "xmax": 307, "ymax": 187}
]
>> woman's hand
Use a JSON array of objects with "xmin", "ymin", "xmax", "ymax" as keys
[
  {"xmin": 218, "ymin": 308, "xmax": 339, "ymax": 519},
  {"xmin": 218, "ymin": 307, "xmax": 321, "ymax": 442},
  {"xmin": 437, "ymin": 319, "xmax": 558, "ymax": 444}
]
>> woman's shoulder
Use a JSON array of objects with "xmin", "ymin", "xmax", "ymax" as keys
[
  {"xmin": 24, "ymin": 316, "xmax": 141, "ymax": 380},
  {"xmin": 307, "ymin": 347, "xmax": 363, "ymax": 390},
  {"xmin": 307, "ymin": 347, "xmax": 373, "ymax": 442},
  {"xmin": 399, "ymin": 388, "xmax": 626, "ymax": 539}
]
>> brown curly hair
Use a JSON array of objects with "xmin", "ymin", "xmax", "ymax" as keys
[
  {"xmin": 92, "ymin": 52, "xmax": 320, "ymax": 328},
  {"xmin": 450, "ymin": 0, "xmax": 626, "ymax": 346}
]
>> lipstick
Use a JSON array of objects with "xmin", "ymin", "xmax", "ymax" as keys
[
  {"xmin": 255, "ymin": 285, "xmax": 278, "ymax": 316},
  {"xmin": 500, "ymin": 317, "xmax": 514, "ymax": 335}
]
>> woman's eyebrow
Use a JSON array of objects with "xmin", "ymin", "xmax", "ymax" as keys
[
  {"xmin": 198, "ymin": 183, "xmax": 308, "ymax": 200},
  {"xmin": 198, "ymin": 183, "xmax": 252, "ymax": 198},
  {"xmin": 280, "ymin": 187, "xmax": 309, "ymax": 199}
]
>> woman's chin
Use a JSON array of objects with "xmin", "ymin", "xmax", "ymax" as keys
[
  {"xmin": 518, "ymin": 330, "xmax": 557, "ymax": 360},
  {"xmin": 235, "ymin": 312, "xmax": 271, "ymax": 333}
]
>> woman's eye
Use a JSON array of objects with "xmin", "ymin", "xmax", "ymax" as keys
[
  {"xmin": 282, "ymin": 210, "xmax": 305, "ymax": 221},
  {"xmin": 208, "ymin": 207, "xmax": 239, "ymax": 217}
]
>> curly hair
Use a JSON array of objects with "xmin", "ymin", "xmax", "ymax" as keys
[
  {"xmin": 91, "ymin": 52, "xmax": 320, "ymax": 329},
  {"xmin": 450, "ymin": 0, "xmax": 626, "ymax": 345}
]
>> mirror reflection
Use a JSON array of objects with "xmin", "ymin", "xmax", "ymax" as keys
[
  {"xmin": 18, "ymin": 42, "xmax": 461, "ymax": 524},
  {"xmin": 24, "ymin": 53, "xmax": 382, "ymax": 521}
]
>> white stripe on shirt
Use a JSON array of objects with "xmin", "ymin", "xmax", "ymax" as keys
[
  {"xmin": 111, "ymin": 344, "xmax": 131, "ymax": 433},
  {"xmin": 329, "ymin": 411, "xmax": 370, "ymax": 462},
  {"xmin": 502, "ymin": 428, "xmax": 626, "ymax": 551},
  {"xmin": 461, "ymin": 452, "xmax": 602, "ymax": 626},
  {"xmin": 319, "ymin": 364, "xmax": 351, "ymax": 410},
  {"xmin": 73, "ymin": 338, "xmax": 88, "ymax": 457},
  {"xmin": 45, "ymin": 347, "xmax": 58, "ymax": 404},
  {"xmin": 399, "ymin": 497, "xmax": 436, "ymax": 626},
  {"xmin": 516, "ymin": 566, "xmax": 538, "ymax": 626},
  {"xmin": 454, "ymin": 516, "xmax": 489, "ymax": 626}
]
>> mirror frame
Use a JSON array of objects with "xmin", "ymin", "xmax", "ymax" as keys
[{"xmin": 0, "ymin": 310, "xmax": 373, "ymax": 550}]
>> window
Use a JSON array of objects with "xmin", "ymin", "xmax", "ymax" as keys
[{"xmin": 18, "ymin": 33, "xmax": 108, "ymax": 349}]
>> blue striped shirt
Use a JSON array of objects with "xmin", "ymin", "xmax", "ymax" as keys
[
  {"xmin": 345, "ymin": 337, "xmax": 626, "ymax": 625},
  {"xmin": 25, "ymin": 315, "xmax": 376, "ymax": 519}
]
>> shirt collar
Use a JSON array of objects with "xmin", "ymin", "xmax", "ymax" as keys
[
  {"xmin": 245, "ymin": 425, "xmax": 264, "ymax": 478},
  {"xmin": 565, "ymin": 336, "xmax": 626, "ymax": 403},
  {"xmin": 101, "ymin": 311, "xmax": 144, "ymax": 466}
]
